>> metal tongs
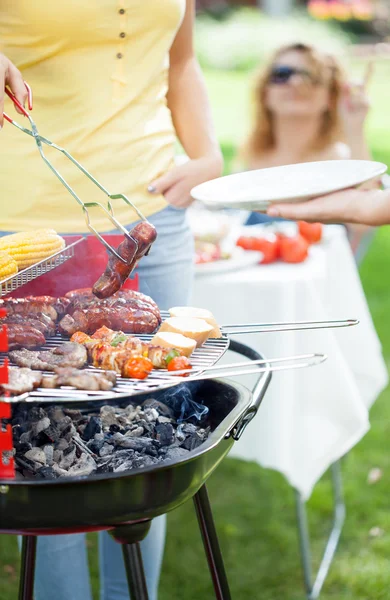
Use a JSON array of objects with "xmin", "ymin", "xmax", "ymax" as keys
[{"xmin": 3, "ymin": 83, "xmax": 147, "ymax": 264}]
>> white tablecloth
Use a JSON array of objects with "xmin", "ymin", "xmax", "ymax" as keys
[{"xmin": 192, "ymin": 226, "xmax": 388, "ymax": 499}]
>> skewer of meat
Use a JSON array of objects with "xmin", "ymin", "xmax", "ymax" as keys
[{"xmin": 71, "ymin": 326, "xmax": 183, "ymax": 371}]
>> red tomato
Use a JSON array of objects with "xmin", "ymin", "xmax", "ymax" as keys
[
  {"xmin": 251, "ymin": 237, "xmax": 279, "ymax": 264},
  {"xmin": 167, "ymin": 356, "xmax": 192, "ymax": 375},
  {"xmin": 123, "ymin": 356, "xmax": 154, "ymax": 379},
  {"xmin": 298, "ymin": 222, "xmax": 323, "ymax": 244},
  {"xmin": 279, "ymin": 235, "xmax": 309, "ymax": 264},
  {"xmin": 237, "ymin": 236, "xmax": 279, "ymax": 264},
  {"xmin": 236, "ymin": 236, "xmax": 256, "ymax": 251}
]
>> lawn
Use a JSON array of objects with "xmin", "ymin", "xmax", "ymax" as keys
[{"xmin": 1, "ymin": 62, "xmax": 390, "ymax": 599}]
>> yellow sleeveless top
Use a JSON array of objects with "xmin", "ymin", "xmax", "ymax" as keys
[{"xmin": 0, "ymin": 0, "xmax": 185, "ymax": 232}]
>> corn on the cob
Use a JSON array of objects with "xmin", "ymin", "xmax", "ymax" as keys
[
  {"xmin": 0, "ymin": 251, "xmax": 18, "ymax": 281},
  {"xmin": 0, "ymin": 229, "xmax": 65, "ymax": 269}
]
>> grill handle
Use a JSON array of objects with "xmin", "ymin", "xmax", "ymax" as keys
[{"xmin": 226, "ymin": 340, "xmax": 272, "ymax": 441}]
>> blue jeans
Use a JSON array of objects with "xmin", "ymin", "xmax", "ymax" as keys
[{"xmin": 17, "ymin": 205, "xmax": 194, "ymax": 600}]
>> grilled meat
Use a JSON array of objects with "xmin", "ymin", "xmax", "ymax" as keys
[
  {"xmin": 9, "ymin": 342, "xmax": 87, "ymax": 371},
  {"xmin": 65, "ymin": 289, "xmax": 161, "ymax": 324},
  {"xmin": 93, "ymin": 222, "xmax": 157, "ymax": 298},
  {"xmin": 0, "ymin": 297, "xmax": 58, "ymax": 321},
  {"xmin": 1, "ymin": 367, "xmax": 43, "ymax": 395},
  {"xmin": 42, "ymin": 367, "xmax": 116, "ymax": 391},
  {"xmin": 71, "ymin": 326, "xmax": 182, "ymax": 371},
  {"xmin": 1, "ymin": 313, "xmax": 56, "ymax": 337},
  {"xmin": 7, "ymin": 324, "xmax": 46, "ymax": 350},
  {"xmin": 58, "ymin": 306, "xmax": 159, "ymax": 336}
]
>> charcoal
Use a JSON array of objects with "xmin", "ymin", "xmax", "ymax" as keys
[
  {"xmin": 181, "ymin": 432, "xmax": 203, "ymax": 451},
  {"xmin": 32, "ymin": 417, "xmax": 50, "ymax": 437},
  {"xmin": 100, "ymin": 406, "xmax": 119, "ymax": 429},
  {"xmin": 88, "ymin": 437, "xmax": 105, "ymax": 454},
  {"xmin": 52, "ymin": 463, "xmax": 69, "ymax": 477},
  {"xmin": 99, "ymin": 443, "xmax": 114, "ymax": 457},
  {"xmin": 67, "ymin": 454, "xmax": 97, "ymax": 477},
  {"xmin": 36, "ymin": 466, "xmax": 59, "ymax": 479},
  {"xmin": 82, "ymin": 416, "xmax": 102, "ymax": 441},
  {"xmin": 144, "ymin": 408, "xmax": 159, "ymax": 423},
  {"xmin": 109, "ymin": 424, "xmax": 121, "ymax": 434},
  {"xmin": 46, "ymin": 407, "xmax": 66, "ymax": 423},
  {"xmin": 154, "ymin": 423, "xmax": 175, "ymax": 447},
  {"xmin": 12, "ymin": 395, "xmax": 210, "ymax": 480},
  {"xmin": 125, "ymin": 426, "xmax": 144, "ymax": 438},
  {"xmin": 59, "ymin": 444, "xmax": 76, "ymax": 470},
  {"xmin": 15, "ymin": 441, "xmax": 32, "ymax": 454},
  {"xmin": 27, "ymin": 407, "xmax": 46, "ymax": 422},
  {"xmin": 63, "ymin": 409, "xmax": 83, "ymax": 421},
  {"xmin": 62, "ymin": 423, "xmax": 77, "ymax": 442},
  {"xmin": 180, "ymin": 423, "xmax": 198, "ymax": 435},
  {"xmin": 142, "ymin": 399, "xmax": 175, "ymax": 419},
  {"xmin": 56, "ymin": 438, "xmax": 68, "ymax": 451},
  {"xmin": 40, "ymin": 424, "xmax": 60, "ymax": 443},
  {"xmin": 137, "ymin": 419, "xmax": 153, "ymax": 435},
  {"xmin": 157, "ymin": 416, "xmax": 173, "ymax": 425},
  {"xmin": 25, "ymin": 448, "xmax": 46, "ymax": 465},
  {"xmin": 15, "ymin": 455, "xmax": 37, "ymax": 472},
  {"xmin": 43, "ymin": 445, "xmax": 54, "ymax": 465},
  {"xmin": 53, "ymin": 449, "xmax": 63, "ymax": 464}
]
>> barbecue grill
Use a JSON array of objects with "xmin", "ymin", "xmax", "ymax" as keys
[
  {"xmin": 0, "ymin": 242, "xmax": 358, "ymax": 600},
  {"xmin": 1, "ymin": 340, "xmax": 273, "ymax": 600}
]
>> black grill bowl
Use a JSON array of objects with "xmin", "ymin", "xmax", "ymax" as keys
[{"xmin": 0, "ymin": 376, "xmax": 265, "ymax": 533}]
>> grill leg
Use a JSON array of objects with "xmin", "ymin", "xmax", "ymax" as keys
[
  {"xmin": 110, "ymin": 521, "xmax": 151, "ymax": 600},
  {"xmin": 194, "ymin": 484, "xmax": 232, "ymax": 600},
  {"xmin": 18, "ymin": 535, "xmax": 37, "ymax": 600},
  {"xmin": 122, "ymin": 542, "xmax": 149, "ymax": 600}
]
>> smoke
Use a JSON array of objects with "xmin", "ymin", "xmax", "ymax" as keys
[{"xmin": 160, "ymin": 383, "xmax": 209, "ymax": 423}]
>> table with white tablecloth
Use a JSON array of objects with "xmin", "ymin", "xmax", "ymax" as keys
[{"xmin": 192, "ymin": 225, "xmax": 389, "ymax": 500}]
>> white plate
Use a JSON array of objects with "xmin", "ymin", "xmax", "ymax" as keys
[
  {"xmin": 191, "ymin": 160, "xmax": 387, "ymax": 211},
  {"xmin": 195, "ymin": 247, "xmax": 262, "ymax": 277}
]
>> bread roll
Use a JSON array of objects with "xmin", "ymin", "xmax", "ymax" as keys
[
  {"xmin": 159, "ymin": 317, "xmax": 214, "ymax": 347},
  {"xmin": 151, "ymin": 332, "xmax": 196, "ymax": 358},
  {"xmin": 168, "ymin": 306, "xmax": 222, "ymax": 338}
]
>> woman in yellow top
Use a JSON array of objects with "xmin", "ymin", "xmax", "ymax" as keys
[{"xmin": 0, "ymin": 2, "xmax": 222, "ymax": 599}]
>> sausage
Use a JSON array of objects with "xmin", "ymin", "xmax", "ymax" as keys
[
  {"xmin": 7, "ymin": 324, "xmax": 46, "ymax": 350},
  {"xmin": 1, "ymin": 314, "xmax": 56, "ymax": 337},
  {"xmin": 58, "ymin": 306, "xmax": 159, "ymax": 336},
  {"xmin": 92, "ymin": 222, "xmax": 157, "ymax": 299},
  {"xmin": 0, "ymin": 298, "xmax": 58, "ymax": 321}
]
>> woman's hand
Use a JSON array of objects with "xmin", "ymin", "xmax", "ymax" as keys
[
  {"xmin": 0, "ymin": 53, "xmax": 28, "ymax": 128},
  {"xmin": 267, "ymin": 187, "xmax": 390, "ymax": 226},
  {"xmin": 338, "ymin": 61, "xmax": 373, "ymax": 160},
  {"xmin": 339, "ymin": 81, "xmax": 370, "ymax": 138},
  {"xmin": 148, "ymin": 154, "xmax": 223, "ymax": 208}
]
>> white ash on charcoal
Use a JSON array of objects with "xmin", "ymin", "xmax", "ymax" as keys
[{"xmin": 10, "ymin": 399, "xmax": 210, "ymax": 480}]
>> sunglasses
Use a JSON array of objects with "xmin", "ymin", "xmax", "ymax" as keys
[{"xmin": 268, "ymin": 65, "xmax": 320, "ymax": 86}]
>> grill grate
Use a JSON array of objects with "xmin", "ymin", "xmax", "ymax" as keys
[
  {"xmin": 0, "ymin": 239, "xmax": 84, "ymax": 297},
  {"xmin": 1, "ymin": 312, "xmax": 230, "ymax": 403}
]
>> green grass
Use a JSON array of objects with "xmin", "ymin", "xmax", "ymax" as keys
[{"xmin": 2, "ymin": 61, "xmax": 390, "ymax": 599}]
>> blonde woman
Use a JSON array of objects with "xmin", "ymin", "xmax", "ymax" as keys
[
  {"xmin": 237, "ymin": 43, "xmax": 374, "ymax": 254},
  {"xmin": 0, "ymin": 2, "xmax": 222, "ymax": 599}
]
